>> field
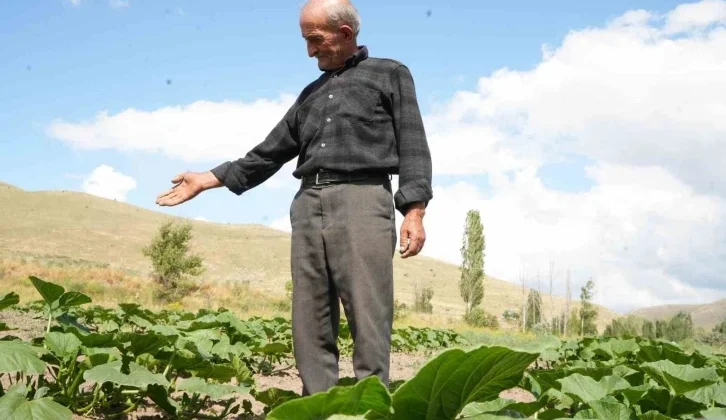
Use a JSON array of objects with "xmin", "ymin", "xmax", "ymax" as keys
[
  {"xmin": 2, "ymin": 278, "xmax": 726, "ymax": 419},
  {"xmin": 0, "ymin": 181, "xmax": 620, "ymax": 331}
]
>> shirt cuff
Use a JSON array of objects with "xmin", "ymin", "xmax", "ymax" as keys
[
  {"xmin": 210, "ymin": 161, "xmax": 245, "ymax": 195},
  {"xmin": 394, "ymin": 181, "xmax": 433, "ymax": 215}
]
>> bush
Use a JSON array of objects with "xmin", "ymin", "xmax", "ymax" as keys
[
  {"xmin": 393, "ymin": 299, "xmax": 408, "ymax": 320},
  {"xmin": 413, "ymin": 286, "xmax": 433, "ymax": 314},
  {"xmin": 142, "ymin": 220, "xmax": 205, "ymax": 303},
  {"xmin": 465, "ymin": 307, "xmax": 499, "ymax": 329},
  {"xmin": 502, "ymin": 309, "xmax": 520, "ymax": 322}
]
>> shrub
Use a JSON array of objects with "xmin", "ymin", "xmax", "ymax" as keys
[
  {"xmin": 413, "ymin": 286, "xmax": 433, "ymax": 314},
  {"xmin": 393, "ymin": 299, "xmax": 408, "ymax": 320},
  {"xmin": 142, "ymin": 220, "xmax": 204, "ymax": 303},
  {"xmin": 465, "ymin": 307, "xmax": 499, "ymax": 329}
]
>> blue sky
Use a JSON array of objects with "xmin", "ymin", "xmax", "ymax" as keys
[{"xmin": 2, "ymin": 0, "xmax": 725, "ymax": 311}]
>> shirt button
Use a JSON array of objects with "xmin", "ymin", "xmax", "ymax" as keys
[
  {"xmin": 321, "ymin": 143, "xmax": 326, "ymax": 147},
  {"xmin": 329, "ymin": 94, "xmax": 333, "ymax": 99},
  {"xmin": 326, "ymin": 117, "xmax": 331, "ymax": 122}
]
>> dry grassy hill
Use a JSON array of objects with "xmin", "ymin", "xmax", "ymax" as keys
[
  {"xmin": 0, "ymin": 181, "xmax": 620, "ymax": 330},
  {"xmin": 630, "ymin": 300, "xmax": 726, "ymax": 331}
]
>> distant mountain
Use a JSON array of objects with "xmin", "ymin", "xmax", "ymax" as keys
[
  {"xmin": 630, "ymin": 300, "xmax": 726, "ymax": 330},
  {"xmin": 0, "ymin": 181, "xmax": 620, "ymax": 330}
]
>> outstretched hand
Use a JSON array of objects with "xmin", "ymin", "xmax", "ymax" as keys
[
  {"xmin": 399, "ymin": 202, "xmax": 426, "ymax": 259},
  {"xmin": 155, "ymin": 171, "xmax": 220, "ymax": 207}
]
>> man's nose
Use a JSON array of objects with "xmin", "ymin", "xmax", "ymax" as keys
[{"xmin": 307, "ymin": 42, "xmax": 317, "ymax": 57}]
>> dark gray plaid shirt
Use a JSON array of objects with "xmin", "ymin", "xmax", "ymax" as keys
[{"xmin": 210, "ymin": 46, "xmax": 433, "ymax": 215}]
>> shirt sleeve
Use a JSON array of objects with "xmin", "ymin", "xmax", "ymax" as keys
[
  {"xmin": 390, "ymin": 64, "xmax": 434, "ymax": 215},
  {"xmin": 209, "ymin": 102, "xmax": 300, "ymax": 195}
]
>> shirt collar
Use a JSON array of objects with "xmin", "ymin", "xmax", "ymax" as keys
[
  {"xmin": 344, "ymin": 45, "xmax": 368, "ymax": 67},
  {"xmin": 325, "ymin": 46, "xmax": 368, "ymax": 75}
]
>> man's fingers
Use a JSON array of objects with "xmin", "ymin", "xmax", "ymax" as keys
[
  {"xmin": 401, "ymin": 231, "xmax": 426, "ymax": 258},
  {"xmin": 157, "ymin": 191, "xmax": 184, "ymax": 206},
  {"xmin": 156, "ymin": 188, "xmax": 175, "ymax": 200},
  {"xmin": 399, "ymin": 225, "xmax": 410, "ymax": 253},
  {"xmin": 171, "ymin": 173, "xmax": 184, "ymax": 184}
]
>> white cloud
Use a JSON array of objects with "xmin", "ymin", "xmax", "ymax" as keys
[
  {"xmin": 68, "ymin": 0, "xmax": 82, "ymax": 6},
  {"xmin": 81, "ymin": 165, "xmax": 137, "ymax": 202},
  {"xmin": 109, "ymin": 0, "xmax": 129, "ymax": 9},
  {"xmin": 664, "ymin": 0, "xmax": 726, "ymax": 34},
  {"xmin": 48, "ymin": 96, "xmax": 296, "ymax": 162},
  {"xmin": 424, "ymin": 1, "xmax": 726, "ymax": 194},
  {"xmin": 419, "ymin": 165, "xmax": 726, "ymax": 313}
]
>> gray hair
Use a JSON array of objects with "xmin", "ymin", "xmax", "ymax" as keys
[{"xmin": 326, "ymin": 3, "xmax": 361, "ymax": 36}]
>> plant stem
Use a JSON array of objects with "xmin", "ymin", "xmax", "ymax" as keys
[
  {"xmin": 75, "ymin": 384, "xmax": 101, "ymax": 413},
  {"xmin": 67, "ymin": 367, "xmax": 85, "ymax": 399},
  {"xmin": 667, "ymin": 394, "xmax": 675, "ymax": 417},
  {"xmin": 46, "ymin": 312, "xmax": 53, "ymax": 333}
]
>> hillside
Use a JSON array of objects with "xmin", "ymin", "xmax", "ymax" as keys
[
  {"xmin": 630, "ymin": 300, "xmax": 726, "ymax": 331},
  {"xmin": 0, "ymin": 181, "xmax": 620, "ymax": 330}
]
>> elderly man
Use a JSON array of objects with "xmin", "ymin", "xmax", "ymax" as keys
[{"xmin": 156, "ymin": 0, "xmax": 433, "ymax": 396}]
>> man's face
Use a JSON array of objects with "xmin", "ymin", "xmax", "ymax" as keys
[{"xmin": 300, "ymin": 8, "xmax": 347, "ymax": 71}]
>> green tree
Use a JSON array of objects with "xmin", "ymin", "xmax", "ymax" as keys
[
  {"xmin": 655, "ymin": 319, "xmax": 667, "ymax": 338},
  {"xmin": 642, "ymin": 320, "xmax": 656, "ymax": 339},
  {"xmin": 525, "ymin": 289, "xmax": 542, "ymax": 330},
  {"xmin": 568, "ymin": 308, "xmax": 581, "ymax": 336},
  {"xmin": 579, "ymin": 280, "xmax": 598, "ymax": 336},
  {"xmin": 604, "ymin": 315, "xmax": 643, "ymax": 338},
  {"xmin": 459, "ymin": 210, "xmax": 485, "ymax": 316},
  {"xmin": 665, "ymin": 311, "xmax": 693, "ymax": 342},
  {"xmin": 142, "ymin": 220, "xmax": 204, "ymax": 302},
  {"xmin": 413, "ymin": 286, "xmax": 434, "ymax": 314},
  {"xmin": 714, "ymin": 318, "xmax": 726, "ymax": 335}
]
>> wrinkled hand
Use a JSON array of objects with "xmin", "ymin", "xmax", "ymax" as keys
[
  {"xmin": 156, "ymin": 171, "xmax": 218, "ymax": 207},
  {"xmin": 399, "ymin": 202, "xmax": 426, "ymax": 259}
]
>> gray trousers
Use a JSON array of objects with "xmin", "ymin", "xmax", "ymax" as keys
[{"xmin": 289, "ymin": 178, "xmax": 397, "ymax": 396}]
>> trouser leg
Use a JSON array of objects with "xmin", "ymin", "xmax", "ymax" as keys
[
  {"xmin": 290, "ymin": 187, "xmax": 340, "ymax": 396},
  {"xmin": 321, "ymin": 180, "xmax": 397, "ymax": 387}
]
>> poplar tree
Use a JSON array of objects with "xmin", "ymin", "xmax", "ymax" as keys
[{"xmin": 460, "ymin": 210, "xmax": 485, "ymax": 316}]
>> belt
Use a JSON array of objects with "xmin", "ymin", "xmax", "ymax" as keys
[{"xmin": 301, "ymin": 170, "xmax": 390, "ymax": 188}]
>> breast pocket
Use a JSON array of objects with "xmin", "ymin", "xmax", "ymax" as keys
[{"xmin": 338, "ymin": 86, "xmax": 381, "ymax": 124}]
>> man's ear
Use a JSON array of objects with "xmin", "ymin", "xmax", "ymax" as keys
[{"xmin": 339, "ymin": 25, "xmax": 354, "ymax": 41}]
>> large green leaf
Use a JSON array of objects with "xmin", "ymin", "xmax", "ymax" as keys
[
  {"xmin": 56, "ymin": 292, "xmax": 92, "ymax": 309},
  {"xmin": 128, "ymin": 333, "xmax": 169, "ymax": 357},
  {"xmin": 685, "ymin": 382, "xmax": 726, "ymax": 406},
  {"xmin": 83, "ymin": 360, "xmax": 170, "ymax": 388},
  {"xmin": 587, "ymin": 400, "xmax": 633, "ymax": 420},
  {"xmin": 558, "ymin": 374, "xmax": 631, "ymax": 403},
  {"xmin": 460, "ymin": 398, "xmax": 546, "ymax": 418},
  {"xmin": 593, "ymin": 339, "xmax": 640, "ymax": 360},
  {"xmin": 252, "ymin": 387, "xmax": 300, "ymax": 411},
  {"xmin": 0, "ymin": 341, "xmax": 46, "ymax": 374},
  {"xmin": 176, "ymin": 377, "xmax": 251, "ymax": 399},
  {"xmin": 267, "ymin": 376, "xmax": 391, "ymax": 420},
  {"xmin": 146, "ymin": 384, "xmax": 180, "ymax": 416},
  {"xmin": 44, "ymin": 332, "xmax": 81, "ymax": 362},
  {"xmin": 0, "ymin": 384, "xmax": 72, "ymax": 420},
  {"xmin": 253, "ymin": 342, "xmax": 289, "ymax": 355},
  {"xmin": 638, "ymin": 411, "xmax": 672, "ymax": 420},
  {"xmin": 29, "ymin": 276, "xmax": 64, "ymax": 307},
  {"xmin": 640, "ymin": 360, "xmax": 719, "ymax": 396},
  {"xmin": 638, "ymin": 388, "xmax": 706, "ymax": 418},
  {"xmin": 701, "ymin": 408, "xmax": 726, "ymax": 419},
  {"xmin": 0, "ymin": 292, "xmax": 19, "ymax": 311},
  {"xmin": 390, "ymin": 346, "xmax": 539, "ymax": 420},
  {"xmin": 620, "ymin": 384, "xmax": 652, "ymax": 407}
]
